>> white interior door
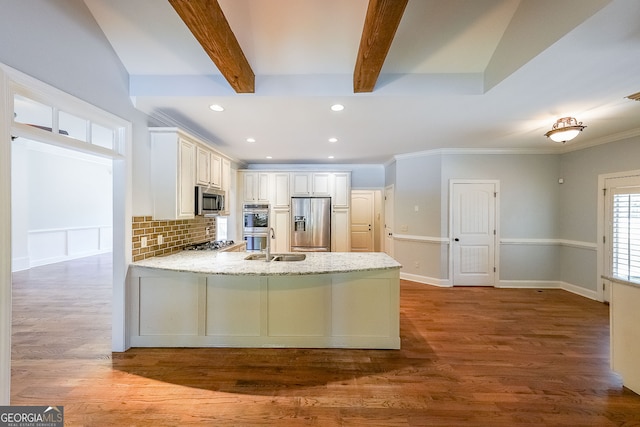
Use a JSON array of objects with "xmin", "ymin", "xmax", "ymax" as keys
[
  {"xmin": 384, "ymin": 185, "xmax": 394, "ymax": 257},
  {"xmin": 451, "ymin": 181, "xmax": 497, "ymax": 286},
  {"xmin": 351, "ymin": 191, "xmax": 374, "ymax": 252}
]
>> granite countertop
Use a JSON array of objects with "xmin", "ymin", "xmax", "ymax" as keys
[
  {"xmin": 131, "ymin": 251, "xmax": 402, "ymax": 276},
  {"xmin": 602, "ymin": 275, "xmax": 640, "ymax": 290}
]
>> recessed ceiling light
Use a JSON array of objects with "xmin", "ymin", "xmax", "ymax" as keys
[
  {"xmin": 330, "ymin": 104, "xmax": 344, "ymax": 112},
  {"xmin": 209, "ymin": 104, "xmax": 224, "ymax": 112},
  {"xmin": 246, "ymin": 138, "xmax": 256, "ymax": 143},
  {"xmin": 328, "ymin": 137, "xmax": 338, "ymax": 143},
  {"xmin": 266, "ymin": 156, "xmax": 272, "ymax": 159},
  {"xmin": 328, "ymin": 156, "xmax": 335, "ymax": 159}
]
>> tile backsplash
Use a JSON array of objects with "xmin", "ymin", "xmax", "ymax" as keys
[{"xmin": 132, "ymin": 216, "xmax": 216, "ymax": 262}]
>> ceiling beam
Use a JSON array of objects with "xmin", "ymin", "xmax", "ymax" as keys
[
  {"xmin": 353, "ymin": 0, "xmax": 408, "ymax": 93},
  {"xmin": 169, "ymin": 0, "xmax": 255, "ymax": 93}
]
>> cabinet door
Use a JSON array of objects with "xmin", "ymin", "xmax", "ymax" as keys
[
  {"xmin": 332, "ymin": 208, "xmax": 351, "ymax": 252},
  {"xmin": 291, "ymin": 173, "xmax": 311, "ymax": 196},
  {"xmin": 333, "ymin": 173, "xmax": 351, "ymax": 208},
  {"xmin": 312, "ymin": 173, "xmax": 331, "ymax": 196},
  {"xmin": 243, "ymin": 172, "xmax": 257, "ymax": 201},
  {"xmin": 272, "ymin": 173, "xmax": 290, "ymax": 208},
  {"xmin": 257, "ymin": 173, "xmax": 269, "ymax": 202},
  {"xmin": 272, "ymin": 209, "xmax": 290, "ymax": 252},
  {"xmin": 179, "ymin": 139, "xmax": 196, "ymax": 218},
  {"xmin": 196, "ymin": 146, "xmax": 211, "ymax": 186},
  {"xmin": 210, "ymin": 154, "xmax": 222, "ymax": 188}
]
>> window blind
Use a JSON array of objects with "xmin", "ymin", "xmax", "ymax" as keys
[{"xmin": 612, "ymin": 192, "xmax": 640, "ymax": 281}]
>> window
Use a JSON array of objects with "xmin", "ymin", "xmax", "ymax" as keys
[{"xmin": 612, "ymin": 190, "xmax": 640, "ymax": 281}]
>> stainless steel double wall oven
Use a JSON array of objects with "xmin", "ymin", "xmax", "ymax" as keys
[{"xmin": 243, "ymin": 203, "xmax": 270, "ymax": 251}]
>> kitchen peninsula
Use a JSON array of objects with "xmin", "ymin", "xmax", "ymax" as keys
[{"xmin": 129, "ymin": 252, "xmax": 401, "ymax": 349}]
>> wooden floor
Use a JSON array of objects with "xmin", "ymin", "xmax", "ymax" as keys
[{"xmin": 11, "ymin": 254, "xmax": 640, "ymax": 426}]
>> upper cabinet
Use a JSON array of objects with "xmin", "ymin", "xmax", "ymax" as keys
[
  {"xmin": 150, "ymin": 129, "xmax": 196, "ymax": 220},
  {"xmin": 150, "ymin": 128, "xmax": 232, "ymax": 220},
  {"xmin": 210, "ymin": 154, "xmax": 222, "ymax": 188},
  {"xmin": 270, "ymin": 173, "xmax": 291, "ymax": 209},
  {"xmin": 242, "ymin": 172, "xmax": 269, "ymax": 203},
  {"xmin": 196, "ymin": 145, "xmax": 223, "ymax": 189},
  {"xmin": 240, "ymin": 170, "xmax": 351, "ymax": 207},
  {"xmin": 291, "ymin": 172, "xmax": 332, "ymax": 196},
  {"xmin": 333, "ymin": 173, "xmax": 351, "ymax": 208},
  {"xmin": 196, "ymin": 146, "xmax": 211, "ymax": 186}
]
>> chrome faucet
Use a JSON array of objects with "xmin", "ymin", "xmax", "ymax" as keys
[{"xmin": 265, "ymin": 227, "xmax": 275, "ymax": 262}]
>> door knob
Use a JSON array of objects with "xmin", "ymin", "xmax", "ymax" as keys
[{"xmin": 454, "ymin": 238, "xmax": 459, "ymax": 241}]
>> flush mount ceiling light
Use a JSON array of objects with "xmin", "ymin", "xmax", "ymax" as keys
[
  {"xmin": 209, "ymin": 104, "xmax": 224, "ymax": 112},
  {"xmin": 330, "ymin": 104, "xmax": 344, "ymax": 112},
  {"xmin": 544, "ymin": 117, "xmax": 586, "ymax": 143}
]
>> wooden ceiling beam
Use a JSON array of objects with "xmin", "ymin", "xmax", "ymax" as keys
[
  {"xmin": 354, "ymin": 0, "xmax": 408, "ymax": 93},
  {"xmin": 169, "ymin": 0, "xmax": 255, "ymax": 93}
]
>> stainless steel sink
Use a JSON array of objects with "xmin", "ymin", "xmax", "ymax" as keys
[
  {"xmin": 272, "ymin": 254, "xmax": 306, "ymax": 262},
  {"xmin": 244, "ymin": 253, "xmax": 306, "ymax": 262},
  {"xmin": 244, "ymin": 253, "xmax": 271, "ymax": 261}
]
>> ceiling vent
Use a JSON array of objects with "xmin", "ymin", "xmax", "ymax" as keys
[{"xmin": 625, "ymin": 91, "xmax": 640, "ymax": 101}]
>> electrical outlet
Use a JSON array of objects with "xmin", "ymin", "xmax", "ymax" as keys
[
  {"xmin": 414, "ymin": 205, "xmax": 419, "ymax": 212},
  {"xmin": 206, "ymin": 227, "xmax": 210, "ymax": 236},
  {"xmin": 157, "ymin": 234, "xmax": 163, "ymax": 245},
  {"xmin": 414, "ymin": 261, "xmax": 420, "ymax": 269},
  {"xmin": 141, "ymin": 236, "xmax": 147, "ymax": 248}
]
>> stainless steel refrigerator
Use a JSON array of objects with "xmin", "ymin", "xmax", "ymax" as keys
[{"xmin": 290, "ymin": 197, "xmax": 331, "ymax": 252}]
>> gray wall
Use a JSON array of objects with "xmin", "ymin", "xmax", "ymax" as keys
[
  {"xmin": 388, "ymin": 138, "xmax": 640, "ymax": 292},
  {"xmin": 559, "ymin": 136, "xmax": 640, "ymax": 290}
]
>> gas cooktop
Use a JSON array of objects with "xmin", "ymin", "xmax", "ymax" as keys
[{"xmin": 184, "ymin": 240, "xmax": 235, "ymax": 251}]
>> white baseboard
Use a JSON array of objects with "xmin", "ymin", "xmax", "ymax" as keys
[
  {"xmin": 401, "ymin": 276, "xmax": 599, "ymax": 301},
  {"xmin": 28, "ymin": 249, "xmax": 111, "ymax": 269},
  {"xmin": 11, "ymin": 256, "xmax": 30, "ymax": 272},
  {"xmin": 498, "ymin": 280, "xmax": 598, "ymax": 300},
  {"xmin": 400, "ymin": 272, "xmax": 451, "ymax": 287},
  {"xmin": 560, "ymin": 281, "xmax": 599, "ymax": 301},
  {"xmin": 497, "ymin": 280, "xmax": 562, "ymax": 289}
]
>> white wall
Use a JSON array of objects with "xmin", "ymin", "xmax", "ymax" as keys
[{"xmin": 11, "ymin": 139, "xmax": 113, "ymax": 271}]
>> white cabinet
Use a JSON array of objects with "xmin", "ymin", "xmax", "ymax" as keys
[
  {"xmin": 333, "ymin": 208, "xmax": 351, "ymax": 252},
  {"xmin": 210, "ymin": 154, "xmax": 222, "ymax": 188},
  {"xmin": 270, "ymin": 173, "xmax": 290, "ymax": 208},
  {"xmin": 313, "ymin": 173, "xmax": 332, "ymax": 195},
  {"xmin": 291, "ymin": 172, "xmax": 311, "ymax": 196},
  {"xmin": 271, "ymin": 208, "xmax": 290, "ymax": 252},
  {"xmin": 333, "ymin": 172, "xmax": 351, "ymax": 208},
  {"xmin": 291, "ymin": 172, "xmax": 332, "ymax": 196},
  {"xmin": 242, "ymin": 172, "xmax": 269, "ymax": 203},
  {"xmin": 150, "ymin": 129, "xmax": 196, "ymax": 220},
  {"xmin": 196, "ymin": 146, "xmax": 223, "ymax": 189},
  {"xmin": 196, "ymin": 146, "xmax": 211, "ymax": 186}
]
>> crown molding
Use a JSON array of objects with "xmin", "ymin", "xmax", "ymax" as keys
[{"xmin": 557, "ymin": 127, "xmax": 640, "ymax": 154}]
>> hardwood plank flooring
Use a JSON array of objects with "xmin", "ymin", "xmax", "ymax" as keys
[{"xmin": 11, "ymin": 254, "xmax": 640, "ymax": 426}]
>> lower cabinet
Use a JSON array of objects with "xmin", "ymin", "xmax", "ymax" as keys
[
  {"xmin": 128, "ymin": 267, "xmax": 400, "ymax": 349},
  {"xmin": 271, "ymin": 208, "xmax": 290, "ymax": 253},
  {"xmin": 332, "ymin": 208, "xmax": 350, "ymax": 252}
]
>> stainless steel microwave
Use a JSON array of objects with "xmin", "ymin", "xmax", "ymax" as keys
[{"xmin": 195, "ymin": 186, "xmax": 225, "ymax": 216}]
